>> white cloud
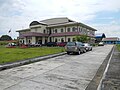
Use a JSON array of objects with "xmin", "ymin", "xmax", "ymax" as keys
[
  {"xmin": 93, "ymin": 23, "xmax": 120, "ymax": 38},
  {"xmin": 0, "ymin": 0, "xmax": 120, "ymax": 38}
]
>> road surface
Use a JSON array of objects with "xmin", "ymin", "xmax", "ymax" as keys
[{"xmin": 0, "ymin": 45, "xmax": 113, "ymax": 90}]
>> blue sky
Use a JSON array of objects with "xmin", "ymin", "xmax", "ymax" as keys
[{"xmin": 0, "ymin": 0, "xmax": 120, "ymax": 39}]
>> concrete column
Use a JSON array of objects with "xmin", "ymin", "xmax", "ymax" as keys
[
  {"xmin": 42, "ymin": 37, "xmax": 45, "ymax": 44},
  {"xmin": 24, "ymin": 37, "xmax": 27, "ymax": 44},
  {"xmin": 65, "ymin": 26, "xmax": 66, "ymax": 42},
  {"xmin": 32, "ymin": 37, "xmax": 36, "ymax": 44}
]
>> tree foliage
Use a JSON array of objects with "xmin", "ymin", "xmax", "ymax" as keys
[
  {"xmin": 75, "ymin": 35, "xmax": 90, "ymax": 43},
  {"xmin": 0, "ymin": 35, "xmax": 12, "ymax": 41}
]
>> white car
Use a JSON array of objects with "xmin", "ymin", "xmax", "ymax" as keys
[
  {"xmin": 84, "ymin": 43, "xmax": 92, "ymax": 51},
  {"xmin": 98, "ymin": 42, "xmax": 104, "ymax": 46}
]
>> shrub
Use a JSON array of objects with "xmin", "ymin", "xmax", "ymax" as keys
[
  {"xmin": 0, "ymin": 41, "xmax": 8, "ymax": 46},
  {"xmin": 116, "ymin": 44, "xmax": 120, "ymax": 51}
]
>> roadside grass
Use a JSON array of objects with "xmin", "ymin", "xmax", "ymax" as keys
[
  {"xmin": 0, "ymin": 46, "xmax": 65, "ymax": 64},
  {"xmin": 116, "ymin": 44, "xmax": 120, "ymax": 51}
]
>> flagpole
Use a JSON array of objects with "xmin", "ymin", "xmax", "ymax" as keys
[{"xmin": 8, "ymin": 29, "xmax": 11, "ymax": 39}]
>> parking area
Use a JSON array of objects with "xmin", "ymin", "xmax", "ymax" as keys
[{"xmin": 0, "ymin": 45, "xmax": 113, "ymax": 90}]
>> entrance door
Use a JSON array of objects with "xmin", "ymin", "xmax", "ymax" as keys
[
  {"xmin": 50, "ymin": 37, "xmax": 52, "ymax": 42},
  {"xmin": 36, "ymin": 37, "xmax": 42, "ymax": 44}
]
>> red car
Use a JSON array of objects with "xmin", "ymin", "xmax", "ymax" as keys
[{"xmin": 57, "ymin": 42, "xmax": 67, "ymax": 47}]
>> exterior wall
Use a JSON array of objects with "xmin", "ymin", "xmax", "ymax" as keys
[
  {"xmin": 26, "ymin": 37, "xmax": 32, "ymax": 44},
  {"xmin": 19, "ymin": 30, "xmax": 30, "ymax": 36},
  {"xmin": 78, "ymin": 26, "xmax": 85, "ymax": 35},
  {"xmin": 103, "ymin": 41, "xmax": 120, "ymax": 44},
  {"xmin": 52, "ymin": 36, "xmax": 75, "ymax": 42},
  {"xmin": 51, "ymin": 25, "xmax": 78, "ymax": 34},
  {"xmin": 30, "ymin": 25, "xmax": 47, "ymax": 34},
  {"xmin": 19, "ymin": 38, "xmax": 27, "ymax": 44},
  {"xmin": 51, "ymin": 27, "xmax": 66, "ymax": 33},
  {"xmin": 66, "ymin": 36, "xmax": 75, "ymax": 42},
  {"xmin": 17, "ymin": 19, "xmax": 96, "ymax": 44},
  {"xmin": 42, "ymin": 37, "xmax": 48, "ymax": 44},
  {"xmin": 78, "ymin": 25, "xmax": 95, "ymax": 37},
  {"xmin": 53, "ymin": 37, "xmax": 66, "ymax": 42}
]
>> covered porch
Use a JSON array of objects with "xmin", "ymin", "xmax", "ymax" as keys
[{"xmin": 19, "ymin": 32, "xmax": 49, "ymax": 44}]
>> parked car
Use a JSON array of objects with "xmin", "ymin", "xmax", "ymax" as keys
[
  {"xmin": 65, "ymin": 42, "xmax": 86, "ymax": 55},
  {"xmin": 25, "ymin": 43, "xmax": 41, "ymax": 47},
  {"xmin": 46, "ymin": 42, "xmax": 57, "ymax": 47},
  {"xmin": 57, "ymin": 42, "xmax": 67, "ymax": 47},
  {"xmin": 84, "ymin": 43, "xmax": 92, "ymax": 51},
  {"xmin": 34, "ymin": 42, "xmax": 41, "ymax": 47},
  {"xmin": 6, "ymin": 43, "xmax": 17, "ymax": 48},
  {"xmin": 98, "ymin": 42, "xmax": 104, "ymax": 46},
  {"xmin": 9, "ymin": 43, "xmax": 17, "ymax": 46}
]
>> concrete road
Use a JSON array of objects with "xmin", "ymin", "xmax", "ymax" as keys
[{"xmin": 0, "ymin": 45, "xmax": 113, "ymax": 90}]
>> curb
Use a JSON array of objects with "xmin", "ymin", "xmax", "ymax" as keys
[{"xmin": 0, "ymin": 52, "xmax": 66, "ymax": 71}]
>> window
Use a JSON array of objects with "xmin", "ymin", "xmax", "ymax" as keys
[
  {"xmin": 68, "ymin": 38, "xmax": 71, "ymax": 42},
  {"xmin": 55, "ymin": 38, "xmax": 57, "ymax": 42},
  {"xmin": 43, "ymin": 29, "xmax": 46, "ymax": 33},
  {"xmin": 47, "ymin": 30, "xmax": 49, "ymax": 34},
  {"xmin": 72, "ymin": 38, "xmax": 76, "ymax": 41},
  {"xmin": 72, "ymin": 27, "xmax": 78, "ymax": 32},
  {"xmin": 79, "ymin": 28, "xmax": 80, "ymax": 32},
  {"xmin": 53, "ymin": 30, "xmax": 55, "ymax": 33},
  {"xmin": 67, "ymin": 28, "xmax": 70, "ymax": 32},
  {"xmin": 55, "ymin": 29, "xmax": 57, "ymax": 33},
  {"xmin": 79, "ymin": 27, "xmax": 82, "ymax": 32},
  {"xmin": 20, "ymin": 40, "xmax": 22, "ymax": 43},
  {"xmin": 61, "ymin": 29, "xmax": 63, "ymax": 32},
  {"xmin": 61, "ymin": 38, "xmax": 64, "ymax": 42},
  {"xmin": 72, "ymin": 27, "xmax": 75, "ymax": 32},
  {"xmin": 35, "ymin": 28, "xmax": 37, "ymax": 32},
  {"xmin": 28, "ymin": 40, "xmax": 31, "ymax": 43},
  {"xmin": 22, "ymin": 40, "xmax": 24, "ymax": 44}
]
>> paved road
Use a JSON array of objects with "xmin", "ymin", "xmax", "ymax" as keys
[{"xmin": 0, "ymin": 45, "xmax": 113, "ymax": 90}]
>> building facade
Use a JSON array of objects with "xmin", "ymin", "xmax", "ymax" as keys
[
  {"xmin": 16, "ymin": 17, "xmax": 97, "ymax": 44},
  {"xmin": 102, "ymin": 37, "xmax": 120, "ymax": 44}
]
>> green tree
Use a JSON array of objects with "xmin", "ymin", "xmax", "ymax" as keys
[
  {"xmin": 0, "ymin": 35, "xmax": 12, "ymax": 41},
  {"xmin": 75, "ymin": 35, "xmax": 90, "ymax": 43}
]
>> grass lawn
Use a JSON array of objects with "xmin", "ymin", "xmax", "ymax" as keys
[
  {"xmin": 116, "ymin": 44, "xmax": 120, "ymax": 51},
  {"xmin": 0, "ymin": 46, "xmax": 65, "ymax": 64}
]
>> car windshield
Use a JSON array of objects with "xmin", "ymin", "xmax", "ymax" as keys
[{"xmin": 67, "ymin": 42, "xmax": 76, "ymax": 46}]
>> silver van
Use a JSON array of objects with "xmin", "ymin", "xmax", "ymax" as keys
[{"xmin": 65, "ymin": 42, "xmax": 86, "ymax": 55}]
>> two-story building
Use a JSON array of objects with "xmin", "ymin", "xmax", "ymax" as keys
[{"xmin": 16, "ymin": 17, "xmax": 97, "ymax": 44}]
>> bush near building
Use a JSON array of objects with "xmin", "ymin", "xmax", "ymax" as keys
[
  {"xmin": 0, "ymin": 41, "xmax": 9, "ymax": 46},
  {"xmin": 0, "ymin": 40, "xmax": 18, "ymax": 46},
  {"xmin": 75, "ymin": 35, "xmax": 90, "ymax": 43}
]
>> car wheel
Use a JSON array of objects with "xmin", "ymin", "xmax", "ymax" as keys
[
  {"xmin": 67, "ymin": 52, "xmax": 70, "ymax": 55},
  {"xmin": 90, "ymin": 48, "xmax": 92, "ymax": 51},
  {"xmin": 84, "ymin": 49, "xmax": 86, "ymax": 53},
  {"xmin": 77, "ymin": 50, "xmax": 81, "ymax": 55}
]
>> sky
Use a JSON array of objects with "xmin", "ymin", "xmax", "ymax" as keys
[{"xmin": 0, "ymin": 0, "xmax": 120, "ymax": 39}]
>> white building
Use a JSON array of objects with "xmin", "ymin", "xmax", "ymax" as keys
[{"xmin": 16, "ymin": 17, "xmax": 97, "ymax": 44}]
